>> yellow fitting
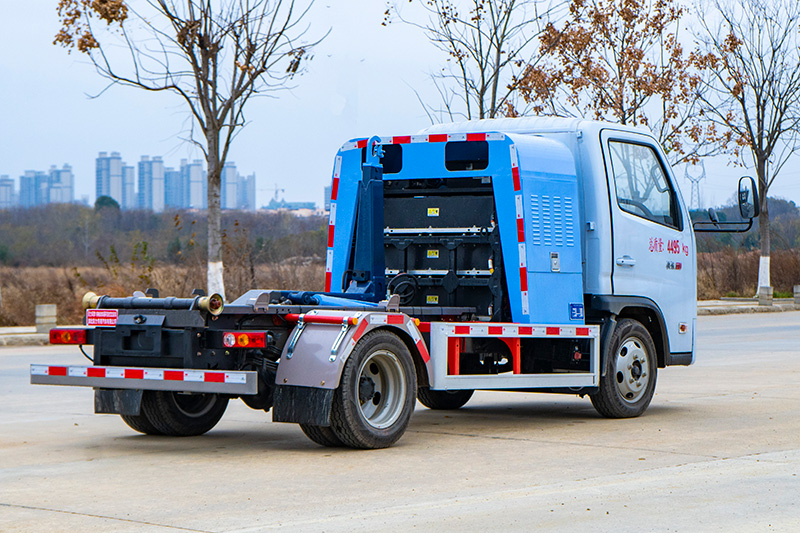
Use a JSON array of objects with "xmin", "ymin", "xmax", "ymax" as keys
[
  {"xmin": 197, "ymin": 293, "xmax": 224, "ymax": 316},
  {"xmin": 82, "ymin": 291, "xmax": 101, "ymax": 310}
]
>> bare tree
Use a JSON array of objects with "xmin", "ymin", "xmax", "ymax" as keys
[
  {"xmin": 55, "ymin": 0, "xmax": 321, "ymax": 299},
  {"xmin": 385, "ymin": 0, "xmax": 556, "ymax": 122},
  {"xmin": 517, "ymin": 0, "xmax": 715, "ymax": 165},
  {"xmin": 694, "ymin": 0, "xmax": 800, "ymax": 292}
]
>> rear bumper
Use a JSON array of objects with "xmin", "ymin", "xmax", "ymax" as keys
[{"xmin": 30, "ymin": 364, "xmax": 257, "ymax": 395}]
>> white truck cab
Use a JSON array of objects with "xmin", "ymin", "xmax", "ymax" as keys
[{"xmin": 425, "ymin": 117, "xmax": 697, "ymax": 366}]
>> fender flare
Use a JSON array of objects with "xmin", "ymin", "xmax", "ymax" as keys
[
  {"xmin": 272, "ymin": 311, "xmax": 429, "ymax": 426},
  {"xmin": 590, "ymin": 295, "xmax": 670, "ymax": 373}
]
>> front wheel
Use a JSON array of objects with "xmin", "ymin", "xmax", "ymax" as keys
[
  {"xmin": 590, "ymin": 318, "xmax": 657, "ymax": 418},
  {"xmin": 140, "ymin": 390, "xmax": 228, "ymax": 436},
  {"xmin": 329, "ymin": 331, "xmax": 417, "ymax": 449}
]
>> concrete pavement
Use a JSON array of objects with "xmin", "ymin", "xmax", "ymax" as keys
[{"xmin": 1, "ymin": 312, "xmax": 799, "ymax": 531}]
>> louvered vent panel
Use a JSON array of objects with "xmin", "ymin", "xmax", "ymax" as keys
[{"xmin": 529, "ymin": 194, "xmax": 574, "ymax": 247}]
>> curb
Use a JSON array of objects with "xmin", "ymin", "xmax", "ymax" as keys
[
  {"xmin": 0, "ymin": 334, "xmax": 50, "ymax": 346},
  {"xmin": 697, "ymin": 304, "xmax": 798, "ymax": 315}
]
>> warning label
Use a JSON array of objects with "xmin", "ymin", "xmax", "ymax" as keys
[{"xmin": 86, "ymin": 309, "xmax": 118, "ymax": 326}]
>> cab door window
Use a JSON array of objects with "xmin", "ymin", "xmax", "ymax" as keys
[{"xmin": 608, "ymin": 141, "xmax": 681, "ymax": 230}]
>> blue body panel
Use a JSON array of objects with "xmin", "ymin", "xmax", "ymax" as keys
[
  {"xmin": 327, "ymin": 133, "xmax": 584, "ymax": 324},
  {"xmin": 510, "ymin": 134, "xmax": 584, "ymax": 323}
]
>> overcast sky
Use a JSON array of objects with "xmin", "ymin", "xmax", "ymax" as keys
[{"xmin": 1, "ymin": 2, "xmax": 799, "ymax": 209}]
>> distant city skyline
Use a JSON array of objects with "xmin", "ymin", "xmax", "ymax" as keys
[
  {"xmin": 0, "ymin": 164, "xmax": 75, "ymax": 209},
  {"xmin": 0, "ymin": 153, "xmax": 268, "ymax": 212}
]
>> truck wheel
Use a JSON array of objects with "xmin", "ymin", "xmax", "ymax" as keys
[
  {"xmin": 300, "ymin": 424, "xmax": 344, "ymax": 447},
  {"xmin": 330, "ymin": 331, "xmax": 417, "ymax": 449},
  {"xmin": 120, "ymin": 413, "xmax": 163, "ymax": 435},
  {"xmin": 140, "ymin": 390, "xmax": 228, "ymax": 436},
  {"xmin": 590, "ymin": 318, "xmax": 657, "ymax": 418},
  {"xmin": 417, "ymin": 387, "xmax": 473, "ymax": 410}
]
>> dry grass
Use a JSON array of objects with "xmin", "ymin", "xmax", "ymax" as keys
[
  {"xmin": 4, "ymin": 250, "xmax": 800, "ymax": 326},
  {"xmin": 697, "ymin": 249, "xmax": 800, "ymax": 299},
  {"xmin": 0, "ymin": 262, "xmax": 324, "ymax": 327}
]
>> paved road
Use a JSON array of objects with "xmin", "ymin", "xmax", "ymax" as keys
[{"xmin": 2, "ymin": 312, "xmax": 799, "ymax": 531}]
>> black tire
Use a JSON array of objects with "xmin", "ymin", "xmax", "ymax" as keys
[
  {"xmin": 329, "ymin": 330, "xmax": 417, "ymax": 449},
  {"xmin": 300, "ymin": 424, "xmax": 344, "ymax": 447},
  {"xmin": 120, "ymin": 413, "xmax": 163, "ymax": 435},
  {"xmin": 417, "ymin": 387, "xmax": 473, "ymax": 410},
  {"xmin": 590, "ymin": 318, "xmax": 658, "ymax": 418},
  {"xmin": 140, "ymin": 390, "xmax": 228, "ymax": 436}
]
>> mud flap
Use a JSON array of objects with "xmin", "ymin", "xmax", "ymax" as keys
[
  {"xmin": 272, "ymin": 385, "xmax": 335, "ymax": 426},
  {"xmin": 94, "ymin": 388, "xmax": 143, "ymax": 416}
]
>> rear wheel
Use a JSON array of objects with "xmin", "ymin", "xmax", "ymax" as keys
[
  {"xmin": 330, "ymin": 331, "xmax": 417, "ymax": 449},
  {"xmin": 300, "ymin": 424, "xmax": 344, "ymax": 447},
  {"xmin": 590, "ymin": 318, "xmax": 657, "ymax": 418},
  {"xmin": 120, "ymin": 413, "xmax": 163, "ymax": 435},
  {"xmin": 417, "ymin": 387, "xmax": 473, "ymax": 410},
  {"xmin": 140, "ymin": 390, "xmax": 228, "ymax": 436}
]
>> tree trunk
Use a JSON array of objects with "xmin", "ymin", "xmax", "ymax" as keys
[
  {"xmin": 755, "ymin": 157, "xmax": 770, "ymax": 292},
  {"xmin": 206, "ymin": 132, "xmax": 225, "ymax": 301}
]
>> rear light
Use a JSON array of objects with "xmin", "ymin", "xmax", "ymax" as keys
[
  {"xmin": 222, "ymin": 331, "xmax": 267, "ymax": 348},
  {"xmin": 49, "ymin": 328, "xmax": 88, "ymax": 345}
]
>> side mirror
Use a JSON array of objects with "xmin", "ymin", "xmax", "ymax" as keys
[{"xmin": 738, "ymin": 176, "xmax": 760, "ymax": 219}]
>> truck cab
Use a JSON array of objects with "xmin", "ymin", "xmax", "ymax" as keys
[{"xmin": 423, "ymin": 117, "xmax": 696, "ymax": 365}]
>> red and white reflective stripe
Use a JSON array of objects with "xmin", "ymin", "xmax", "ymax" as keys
[
  {"xmin": 325, "ymin": 155, "xmax": 342, "ymax": 291},
  {"xmin": 368, "ymin": 314, "xmax": 406, "ymax": 325},
  {"xmin": 351, "ymin": 314, "xmax": 431, "ymax": 363},
  {"xmin": 349, "ymin": 319, "xmax": 370, "ymax": 345},
  {"xmin": 510, "ymin": 144, "xmax": 529, "ymax": 315},
  {"xmin": 405, "ymin": 317, "xmax": 430, "ymax": 363},
  {"xmin": 447, "ymin": 324, "xmax": 594, "ymax": 338},
  {"xmin": 29, "ymin": 365, "xmax": 248, "ymax": 384},
  {"xmin": 339, "ymin": 132, "xmax": 506, "ymax": 152},
  {"xmin": 327, "ymin": 203, "xmax": 337, "ymax": 248}
]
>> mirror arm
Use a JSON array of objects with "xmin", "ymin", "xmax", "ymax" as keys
[{"xmin": 693, "ymin": 219, "xmax": 754, "ymax": 233}]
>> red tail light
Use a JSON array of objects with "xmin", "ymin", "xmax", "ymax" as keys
[
  {"xmin": 49, "ymin": 328, "xmax": 88, "ymax": 345},
  {"xmin": 222, "ymin": 331, "xmax": 267, "ymax": 348}
]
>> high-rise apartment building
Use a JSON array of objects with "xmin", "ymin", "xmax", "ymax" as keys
[
  {"xmin": 220, "ymin": 162, "xmax": 256, "ymax": 211},
  {"xmin": 48, "ymin": 164, "xmax": 74, "ymax": 204},
  {"xmin": 138, "ymin": 156, "xmax": 165, "ymax": 212},
  {"xmin": 122, "ymin": 164, "xmax": 136, "ymax": 209},
  {"xmin": 96, "ymin": 152, "xmax": 123, "ymax": 206},
  {"xmin": 239, "ymin": 173, "xmax": 256, "ymax": 211},
  {"xmin": 181, "ymin": 159, "xmax": 205, "ymax": 209},
  {"xmin": 0, "ymin": 175, "xmax": 15, "ymax": 209},
  {"xmin": 164, "ymin": 166, "xmax": 183, "ymax": 208}
]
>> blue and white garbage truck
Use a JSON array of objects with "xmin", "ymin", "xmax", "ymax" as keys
[{"xmin": 31, "ymin": 117, "xmax": 758, "ymax": 449}]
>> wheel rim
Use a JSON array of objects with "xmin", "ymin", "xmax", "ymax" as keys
[
  {"xmin": 170, "ymin": 393, "xmax": 217, "ymax": 418},
  {"xmin": 355, "ymin": 349, "xmax": 407, "ymax": 429},
  {"xmin": 614, "ymin": 336, "xmax": 650, "ymax": 403}
]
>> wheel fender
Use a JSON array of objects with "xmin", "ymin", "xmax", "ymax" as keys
[
  {"xmin": 275, "ymin": 311, "xmax": 429, "ymax": 391},
  {"xmin": 272, "ymin": 311, "xmax": 429, "ymax": 426}
]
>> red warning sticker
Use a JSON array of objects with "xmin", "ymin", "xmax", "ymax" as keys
[{"xmin": 86, "ymin": 309, "xmax": 118, "ymax": 326}]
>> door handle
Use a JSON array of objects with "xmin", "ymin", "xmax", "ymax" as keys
[{"xmin": 616, "ymin": 255, "xmax": 636, "ymax": 267}]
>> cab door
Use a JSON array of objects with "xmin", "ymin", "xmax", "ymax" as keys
[{"xmin": 601, "ymin": 130, "xmax": 696, "ymax": 356}]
